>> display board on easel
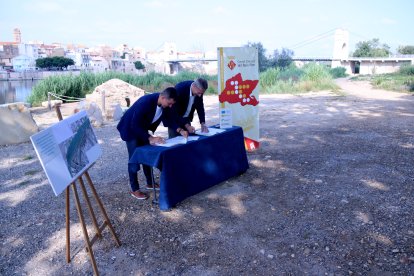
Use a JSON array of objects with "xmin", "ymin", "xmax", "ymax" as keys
[
  {"xmin": 217, "ymin": 47, "xmax": 260, "ymax": 151},
  {"xmin": 30, "ymin": 110, "xmax": 101, "ymax": 196},
  {"xmin": 31, "ymin": 108, "xmax": 120, "ymax": 276}
]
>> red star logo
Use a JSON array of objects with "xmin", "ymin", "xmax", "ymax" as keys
[{"xmin": 227, "ymin": 60, "xmax": 236, "ymax": 70}]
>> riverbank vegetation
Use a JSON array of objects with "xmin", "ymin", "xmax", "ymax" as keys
[
  {"xmin": 351, "ymin": 65, "xmax": 414, "ymax": 92},
  {"xmin": 29, "ymin": 63, "xmax": 345, "ymax": 105},
  {"xmin": 260, "ymin": 63, "xmax": 345, "ymax": 94},
  {"xmin": 28, "ymin": 63, "xmax": 347, "ymax": 105},
  {"xmin": 28, "ymin": 71, "xmax": 216, "ymax": 106}
]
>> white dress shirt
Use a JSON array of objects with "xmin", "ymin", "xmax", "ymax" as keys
[
  {"xmin": 151, "ymin": 106, "xmax": 163, "ymax": 123},
  {"xmin": 183, "ymin": 88, "xmax": 195, "ymax": 118}
]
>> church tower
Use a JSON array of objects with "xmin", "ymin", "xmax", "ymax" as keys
[{"xmin": 13, "ymin": 28, "xmax": 21, "ymax": 43}]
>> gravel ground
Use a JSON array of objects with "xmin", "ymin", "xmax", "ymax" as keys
[{"xmin": 1, "ymin": 78, "xmax": 413, "ymax": 275}]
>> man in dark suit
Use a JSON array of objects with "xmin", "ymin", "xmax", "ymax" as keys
[
  {"xmin": 168, "ymin": 78, "xmax": 209, "ymax": 138},
  {"xmin": 117, "ymin": 87, "xmax": 188, "ymax": 200}
]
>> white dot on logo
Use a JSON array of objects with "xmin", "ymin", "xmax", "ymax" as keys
[
  {"xmin": 239, "ymin": 95, "xmax": 243, "ymax": 99},
  {"xmin": 243, "ymin": 98, "xmax": 246, "ymax": 102},
  {"xmin": 247, "ymin": 98, "xmax": 250, "ymax": 102},
  {"xmin": 235, "ymin": 85, "xmax": 238, "ymax": 90},
  {"xmin": 235, "ymin": 81, "xmax": 238, "ymax": 85},
  {"xmin": 235, "ymin": 90, "xmax": 238, "ymax": 94},
  {"xmin": 231, "ymin": 81, "xmax": 234, "ymax": 85}
]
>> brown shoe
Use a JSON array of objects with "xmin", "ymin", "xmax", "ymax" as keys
[
  {"xmin": 130, "ymin": 190, "xmax": 149, "ymax": 200},
  {"xmin": 146, "ymin": 183, "xmax": 160, "ymax": 190}
]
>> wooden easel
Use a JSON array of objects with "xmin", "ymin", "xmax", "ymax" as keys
[{"xmin": 55, "ymin": 104, "xmax": 121, "ymax": 276}]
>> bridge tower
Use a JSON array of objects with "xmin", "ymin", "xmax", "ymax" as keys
[{"xmin": 331, "ymin": 29, "xmax": 349, "ymax": 68}]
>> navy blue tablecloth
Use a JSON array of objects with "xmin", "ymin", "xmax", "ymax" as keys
[{"xmin": 129, "ymin": 126, "xmax": 249, "ymax": 210}]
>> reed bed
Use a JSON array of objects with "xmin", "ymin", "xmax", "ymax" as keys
[
  {"xmin": 29, "ymin": 71, "xmax": 216, "ymax": 106},
  {"xmin": 29, "ymin": 64, "xmax": 346, "ymax": 105}
]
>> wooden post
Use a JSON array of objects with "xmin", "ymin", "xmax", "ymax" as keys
[
  {"xmin": 71, "ymin": 183, "xmax": 99, "ymax": 276},
  {"xmin": 101, "ymin": 90, "xmax": 106, "ymax": 113},
  {"xmin": 48, "ymin": 92, "xmax": 51, "ymax": 110},
  {"xmin": 65, "ymin": 185, "xmax": 70, "ymax": 263},
  {"xmin": 77, "ymin": 176, "xmax": 102, "ymax": 238},
  {"xmin": 55, "ymin": 103, "xmax": 63, "ymax": 121}
]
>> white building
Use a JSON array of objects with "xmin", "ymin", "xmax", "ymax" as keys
[
  {"xmin": 12, "ymin": 55, "xmax": 36, "ymax": 71},
  {"xmin": 89, "ymin": 56, "xmax": 109, "ymax": 72},
  {"xmin": 18, "ymin": 43, "xmax": 39, "ymax": 59},
  {"xmin": 66, "ymin": 50, "xmax": 91, "ymax": 68}
]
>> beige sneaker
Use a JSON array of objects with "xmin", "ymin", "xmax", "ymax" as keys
[
  {"xmin": 130, "ymin": 190, "xmax": 149, "ymax": 200},
  {"xmin": 146, "ymin": 183, "xmax": 160, "ymax": 190}
]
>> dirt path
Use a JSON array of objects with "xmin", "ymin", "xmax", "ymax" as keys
[
  {"xmin": 335, "ymin": 77, "xmax": 412, "ymax": 100},
  {"xmin": 1, "ymin": 79, "xmax": 413, "ymax": 275}
]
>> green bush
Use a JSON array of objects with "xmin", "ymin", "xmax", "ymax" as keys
[
  {"xmin": 278, "ymin": 66, "xmax": 303, "ymax": 82},
  {"xmin": 329, "ymin": 67, "xmax": 347, "ymax": 78},
  {"xmin": 259, "ymin": 63, "xmax": 339, "ymax": 94},
  {"xmin": 259, "ymin": 67, "xmax": 281, "ymax": 87},
  {"xmin": 301, "ymin": 63, "xmax": 332, "ymax": 82},
  {"xmin": 399, "ymin": 65, "xmax": 414, "ymax": 76},
  {"xmin": 261, "ymin": 79, "xmax": 298, "ymax": 94},
  {"xmin": 405, "ymin": 79, "xmax": 414, "ymax": 91}
]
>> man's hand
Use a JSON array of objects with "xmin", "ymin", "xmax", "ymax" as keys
[
  {"xmin": 185, "ymin": 124, "xmax": 195, "ymax": 134},
  {"xmin": 201, "ymin": 123, "xmax": 209, "ymax": 133},
  {"xmin": 180, "ymin": 130, "xmax": 189, "ymax": 138},
  {"xmin": 149, "ymin": 136, "xmax": 165, "ymax": 145}
]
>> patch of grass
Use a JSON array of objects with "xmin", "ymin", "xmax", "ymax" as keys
[
  {"xmin": 349, "ymin": 75, "xmax": 372, "ymax": 81},
  {"xmin": 261, "ymin": 79, "xmax": 300, "ymax": 94},
  {"xmin": 22, "ymin": 155, "xmax": 34, "ymax": 161},
  {"xmin": 24, "ymin": 170, "xmax": 38, "ymax": 176},
  {"xmin": 399, "ymin": 65, "xmax": 414, "ymax": 76},
  {"xmin": 348, "ymin": 70, "xmax": 413, "ymax": 93},
  {"xmin": 260, "ymin": 63, "xmax": 339, "ymax": 94},
  {"xmin": 371, "ymin": 73, "xmax": 414, "ymax": 93},
  {"xmin": 329, "ymin": 67, "xmax": 347, "ymax": 78},
  {"xmin": 18, "ymin": 180, "xmax": 31, "ymax": 186}
]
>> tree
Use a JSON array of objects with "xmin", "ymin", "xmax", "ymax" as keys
[
  {"xmin": 54, "ymin": 56, "xmax": 74, "ymax": 69},
  {"xmin": 35, "ymin": 56, "xmax": 74, "ymax": 70},
  {"xmin": 352, "ymin": 38, "xmax": 391, "ymax": 57},
  {"xmin": 134, "ymin": 61, "xmax": 145, "ymax": 70},
  {"xmin": 397, "ymin": 45, "xmax": 414, "ymax": 55},
  {"xmin": 245, "ymin": 42, "xmax": 269, "ymax": 72},
  {"xmin": 269, "ymin": 48, "xmax": 294, "ymax": 69}
]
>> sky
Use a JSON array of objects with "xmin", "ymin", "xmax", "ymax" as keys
[{"xmin": 0, "ymin": 0, "xmax": 413, "ymax": 57}]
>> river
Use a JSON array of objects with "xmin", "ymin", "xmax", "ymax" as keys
[{"xmin": 0, "ymin": 80, "xmax": 40, "ymax": 105}]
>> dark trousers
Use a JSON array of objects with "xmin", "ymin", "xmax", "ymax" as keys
[
  {"xmin": 125, "ymin": 139, "xmax": 153, "ymax": 192},
  {"xmin": 168, "ymin": 127, "xmax": 179, "ymax": 139}
]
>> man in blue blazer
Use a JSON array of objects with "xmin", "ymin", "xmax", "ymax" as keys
[
  {"xmin": 168, "ymin": 78, "xmax": 209, "ymax": 138},
  {"xmin": 117, "ymin": 87, "xmax": 188, "ymax": 200}
]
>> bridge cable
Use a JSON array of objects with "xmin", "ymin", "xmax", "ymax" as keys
[{"xmin": 288, "ymin": 28, "xmax": 338, "ymax": 49}]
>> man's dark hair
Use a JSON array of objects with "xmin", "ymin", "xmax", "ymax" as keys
[
  {"xmin": 194, "ymin": 78, "xmax": 208, "ymax": 91},
  {"xmin": 161, "ymin": 87, "xmax": 177, "ymax": 100}
]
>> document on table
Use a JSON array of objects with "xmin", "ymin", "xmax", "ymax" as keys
[
  {"xmin": 195, "ymin": 127, "xmax": 226, "ymax": 136},
  {"xmin": 155, "ymin": 136, "xmax": 199, "ymax": 147}
]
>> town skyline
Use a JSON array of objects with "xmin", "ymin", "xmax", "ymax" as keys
[{"xmin": 1, "ymin": 0, "xmax": 413, "ymax": 57}]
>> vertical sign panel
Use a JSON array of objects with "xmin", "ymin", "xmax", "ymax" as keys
[{"xmin": 217, "ymin": 47, "xmax": 259, "ymax": 150}]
